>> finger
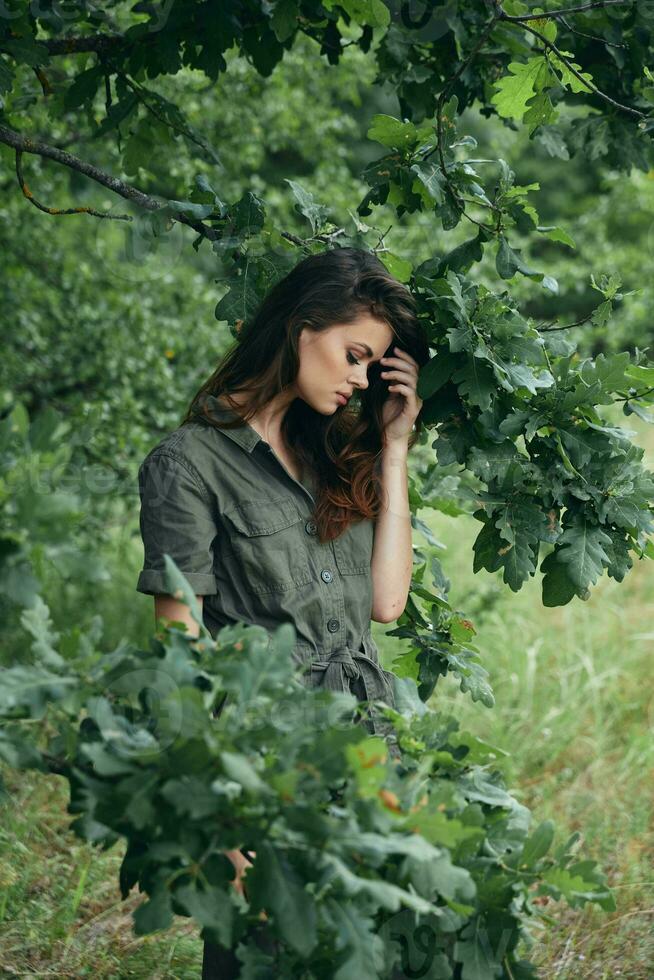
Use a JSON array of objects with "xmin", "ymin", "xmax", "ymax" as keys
[
  {"xmin": 391, "ymin": 346, "xmax": 419, "ymax": 367},
  {"xmin": 387, "ymin": 383, "xmax": 421, "ymax": 400},
  {"xmin": 381, "ymin": 368, "xmax": 418, "ymax": 385},
  {"xmin": 380, "ymin": 357, "xmax": 418, "ymax": 375}
]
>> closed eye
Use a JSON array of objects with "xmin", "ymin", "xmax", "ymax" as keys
[{"xmin": 346, "ymin": 352, "xmax": 360, "ymax": 366}]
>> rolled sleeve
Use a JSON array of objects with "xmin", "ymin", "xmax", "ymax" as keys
[{"xmin": 136, "ymin": 451, "xmax": 218, "ymax": 596}]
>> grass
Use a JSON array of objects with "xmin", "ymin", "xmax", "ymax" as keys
[{"xmin": 1, "ymin": 415, "xmax": 653, "ymax": 978}]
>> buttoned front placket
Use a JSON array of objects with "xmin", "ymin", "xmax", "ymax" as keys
[
  {"xmin": 249, "ymin": 437, "xmax": 394, "ymax": 731},
  {"xmin": 256, "ymin": 440, "xmax": 348, "ymax": 662}
]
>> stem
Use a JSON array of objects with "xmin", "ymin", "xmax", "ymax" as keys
[
  {"xmin": 538, "ymin": 312, "xmax": 595, "ymax": 331},
  {"xmin": 614, "ymin": 386, "xmax": 654, "ymax": 402}
]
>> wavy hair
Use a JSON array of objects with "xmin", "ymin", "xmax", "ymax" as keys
[{"xmin": 180, "ymin": 246, "xmax": 430, "ymax": 542}]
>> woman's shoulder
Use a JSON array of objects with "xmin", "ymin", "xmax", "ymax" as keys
[{"xmin": 139, "ymin": 421, "xmax": 230, "ymax": 477}]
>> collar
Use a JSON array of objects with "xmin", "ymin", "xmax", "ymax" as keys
[{"xmin": 199, "ymin": 394, "xmax": 261, "ymax": 453}]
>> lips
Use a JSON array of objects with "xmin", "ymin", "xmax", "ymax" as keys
[{"xmin": 336, "ymin": 393, "xmax": 348, "ymax": 405}]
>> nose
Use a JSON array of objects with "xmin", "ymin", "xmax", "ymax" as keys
[{"xmin": 351, "ymin": 364, "xmax": 369, "ymax": 390}]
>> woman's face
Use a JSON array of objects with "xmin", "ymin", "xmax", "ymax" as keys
[{"xmin": 294, "ymin": 314, "xmax": 394, "ymax": 414}]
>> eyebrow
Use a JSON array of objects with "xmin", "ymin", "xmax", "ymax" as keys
[{"xmin": 352, "ymin": 342, "xmax": 381, "ymax": 361}]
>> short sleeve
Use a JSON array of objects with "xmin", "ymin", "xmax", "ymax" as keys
[{"xmin": 136, "ymin": 451, "xmax": 218, "ymax": 596}]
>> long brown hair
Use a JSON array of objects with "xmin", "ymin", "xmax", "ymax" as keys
[{"xmin": 181, "ymin": 246, "xmax": 430, "ymax": 542}]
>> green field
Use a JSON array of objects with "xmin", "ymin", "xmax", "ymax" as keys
[{"xmin": 1, "ymin": 418, "xmax": 652, "ymax": 979}]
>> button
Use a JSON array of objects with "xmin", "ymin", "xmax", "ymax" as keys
[
  {"xmin": 305, "ymin": 520, "xmax": 318, "ymax": 535},
  {"xmin": 320, "ymin": 569, "xmax": 333, "ymax": 583},
  {"xmin": 327, "ymin": 618, "xmax": 340, "ymax": 632}
]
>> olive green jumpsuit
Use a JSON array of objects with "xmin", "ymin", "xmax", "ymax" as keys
[{"xmin": 136, "ymin": 394, "xmax": 399, "ymax": 976}]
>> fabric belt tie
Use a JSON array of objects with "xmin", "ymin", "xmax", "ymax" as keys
[{"xmin": 310, "ymin": 645, "xmax": 394, "ymax": 708}]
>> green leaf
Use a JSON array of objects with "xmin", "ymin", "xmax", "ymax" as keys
[
  {"xmin": 549, "ymin": 52, "xmax": 594, "ymax": 95},
  {"xmin": 284, "ymin": 179, "xmax": 330, "ymax": 234},
  {"xmin": 454, "ymin": 918, "xmax": 504, "ymax": 980},
  {"xmin": 1, "ymin": 35, "xmax": 50, "ymax": 67},
  {"xmin": 523, "ymin": 13, "xmax": 558, "ymax": 43},
  {"xmin": 64, "ymin": 64, "xmax": 104, "ymax": 110},
  {"xmin": 491, "ymin": 56, "xmax": 550, "ymax": 121},
  {"xmin": 0, "ymin": 665, "xmax": 76, "ymax": 719},
  {"xmin": 369, "ymin": 115, "xmax": 433, "ymax": 151},
  {"xmin": 219, "ymin": 750, "xmax": 272, "ymax": 794},
  {"xmin": 625, "ymin": 363, "xmax": 654, "ymax": 388},
  {"xmin": 326, "ymin": 0, "xmax": 391, "ymax": 28},
  {"xmin": 523, "ymin": 89, "xmax": 557, "ymax": 135},
  {"xmin": 324, "ymin": 899, "xmax": 387, "ymax": 979},
  {"xmin": 404, "ymin": 850, "xmax": 476, "ymax": 904},
  {"xmin": 133, "ymin": 887, "xmax": 173, "ymax": 935},
  {"xmin": 537, "ymin": 225, "xmax": 576, "ymax": 248},
  {"xmin": 174, "ymin": 882, "xmax": 233, "ymax": 946},
  {"xmin": 579, "ymin": 351, "xmax": 631, "ymax": 393},
  {"xmin": 410, "ymin": 160, "xmax": 446, "ymax": 205},
  {"xmin": 451, "ymin": 359, "xmax": 496, "ymax": 411},
  {"xmin": 541, "ymin": 866, "xmax": 614, "ymax": 908},
  {"xmin": 248, "ymin": 841, "xmax": 318, "ymax": 956},
  {"xmin": 553, "ymin": 520, "xmax": 612, "ymax": 591},
  {"xmin": 162, "ymin": 555, "xmax": 207, "ymax": 634},
  {"xmin": 541, "ymin": 549, "xmax": 580, "ymax": 606},
  {"xmin": 521, "ymin": 820, "xmax": 555, "ymax": 867},
  {"xmin": 271, "ymin": 0, "xmax": 299, "ymax": 42},
  {"xmin": 444, "ymin": 648, "xmax": 495, "ymax": 707},
  {"xmin": 214, "ymin": 258, "xmax": 262, "ymax": 327},
  {"xmin": 19, "ymin": 596, "xmax": 64, "ymax": 668},
  {"xmin": 496, "ymin": 236, "xmax": 539, "ymax": 280},
  {"xmin": 380, "ymin": 251, "xmax": 413, "ymax": 282},
  {"xmin": 417, "ymin": 351, "xmax": 458, "ymax": 399},
  {"xmin": 0, "ymin": 56, "xmax": 14, "ymax": 95}
]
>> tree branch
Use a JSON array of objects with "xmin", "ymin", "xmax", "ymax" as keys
[
  {"xmin": 0, "ymin": 123, "xmax": 219, "ymax": 239},
  {"xmin": 41, "ymin": 33, "xmax": 126, "ymax": 56}
]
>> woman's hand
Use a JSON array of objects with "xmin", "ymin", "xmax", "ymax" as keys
[
  {"xmin": 224, "ymin": 847, "xmax": 253, "ymax": 898},
  {"xmin": 379, "ymin": 345, "xmax": 423, "ymax": 446},
  {"xmin": 223, "ymin": 848, "xmax": 268, "ymax": 921}
]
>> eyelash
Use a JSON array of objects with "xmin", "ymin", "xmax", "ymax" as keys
[{"xmin": 346, "ymin": 352, "xmax": 360, "ymax": 366}]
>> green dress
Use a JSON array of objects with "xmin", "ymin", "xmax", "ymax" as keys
[{"xmin": 136, "ymin": 394, "xmax": 398, "ymax": 743}]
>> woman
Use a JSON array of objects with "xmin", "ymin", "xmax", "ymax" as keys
[{"xmin": 135, "ymin": 246, "xmax": 430, "ymax": 976}]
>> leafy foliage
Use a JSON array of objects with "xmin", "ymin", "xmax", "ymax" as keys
[{"xmin": 0, "ymin": 565, "xmax": 614, "ymax": 977}]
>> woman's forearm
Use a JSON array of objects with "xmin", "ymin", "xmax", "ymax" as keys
[{"xmin": 370, "ymin": 437, "xmax": 413, "ymax": 623}]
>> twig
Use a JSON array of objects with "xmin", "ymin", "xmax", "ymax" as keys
[
  {"xmin": 538, "ymin": 312, "xmax": 595, "ymax": 331},
  {"xmin": 15, "ymin": 149, "xmax": 131, "ymax": 220},
  {"xmin": 556, "ymin": 13, "xmax": 628, "ymax": 48},
  {"xmin": 32, "ymin": 66, "xmax": 52, "ymax": 96},
  {"xmin": 375, "ymin": 224, "xmax": 393, "ymax": 250},
  {"xmin": 462, "ymin": 210, "xmax": 496, "ymax": 232},
  {"xmin": 614, "ymin": 386, "xmax": 654, "ymax": 402}
]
